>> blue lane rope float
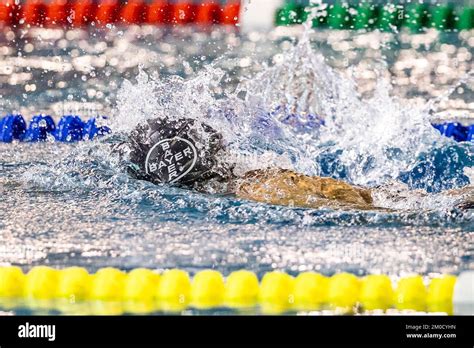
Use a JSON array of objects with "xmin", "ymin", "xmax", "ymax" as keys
[
  {"xmin": 432, "ymin": 122, "xmax": 474, "ymax": 142},
  {"xmin": 54, "ymin": 115, "xmax": 86, "ymax": 142},
  {"xmin": 0, "ymin": 114, "xmax": 472, "ymax": 143},
  {"xmin": 0, "ymin": 115, "xmax": 111, "ymax": 143},
  {"xmin": 258, "ymin": 109, "xmax": 474, "ymax": 143},
  {"xmin": 23, "ymin": 115, "xmax": 56, "ymax": 142},
  {"xmin": 0, "ymin": 114, "xmax": 27, "ymax": 142},
  {"xmin": 83, "ymin": 117, "xmax": 112, "ymax": 140},
  {"xmin": 0, "ymin": 266, "xmax": 473, "ymax": 315},
  {"xmin": 280, "ymin": 113, "xmax": 326, "ymax": 131}
]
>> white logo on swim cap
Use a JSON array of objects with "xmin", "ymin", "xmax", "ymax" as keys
[{"xmin": 145, "ymin": 137, "xmax": 198, "ymax": 184}]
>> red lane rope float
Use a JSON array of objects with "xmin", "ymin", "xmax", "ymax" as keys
[
  {"xmin": 70, "ymin": 0, "xmax": 97, "ymax": 28},
  {"xmin": 147, "ymin": 0, "xmax": 170, "ymax": 25},
  {"xmin": 21, "ymin": 0, "xmax": 46, "ymax": 27},
  {"xmin": 45, "ymin": 0, "xmax": 69, "ymax": 27},
  {"xmin": 120, "ymin": 0, "xmax": 146, "ymax": 25},
  {"xmin": 221, "ymin": 0, "xmax": 240, "ymax": 25},
  {"xmin": 95, "ymin": 0, "xmax": 119, "ymax": 27},
  {"xmin": 1, "ymin": 1, "xmax": 242, "ymax": 28},
  {"xmin": 171, "ymin": 1, "xmax": 196, "ymax": 25},
  {"xmin": 0, "ymin": 0, "xmax": 16, "ymax": 26},
  {"xmin": 196, "ymin": 1, "xmax": 221, "ymax": 25}
]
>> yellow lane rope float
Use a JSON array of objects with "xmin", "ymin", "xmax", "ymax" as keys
[{"xmin": 0, "ymin": 266, "xmax": 472, "ymax": 315}]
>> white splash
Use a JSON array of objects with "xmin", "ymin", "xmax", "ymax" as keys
[{"xmin": 111, "ymin": 26, "xmax": 470, "ymax": 211}]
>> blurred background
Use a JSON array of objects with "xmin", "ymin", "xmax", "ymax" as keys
[{"xmin": 0, "ymin": 0, "xmax": 472, "ymax": 123}]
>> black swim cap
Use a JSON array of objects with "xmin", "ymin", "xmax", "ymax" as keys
[{"xmin": 128, "ymin": 118, "xmax": 228, "ymax": 189}]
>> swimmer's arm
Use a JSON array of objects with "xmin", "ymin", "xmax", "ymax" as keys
[{"xmin": 234, "ymin": 169, "xmax": 375, "ymax": 210}]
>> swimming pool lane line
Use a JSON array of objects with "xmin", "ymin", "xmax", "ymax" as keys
[
  {"xmin": 1, "ymin": 1, "xmax": 473, "ymax": 32},
  {"xmin": 0, "ymin": 114, "xmax": 473, "ymax": 143},
  {"xmin": 275, "ymin": 1, "xmax": 474, "ymax": 32},
  {"xmin": 0, "ymin": 114, "xmax": 111, "ymax": 143},
  {"xmin": 0, "ymin": 0, "xmax": 241, "ymax": 28},
  {"xmin": 0, "ymin": 266, "xmax": 472, "ymax": 315}
]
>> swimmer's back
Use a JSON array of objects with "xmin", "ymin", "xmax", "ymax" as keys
[{"xmin": 235, "ymin": 169, "xmax": 374, "ymax": 210}]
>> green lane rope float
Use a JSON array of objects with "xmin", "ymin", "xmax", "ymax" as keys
[
  {"xmin": 377, "ymin": 4, "xmax": 402, "ymax": 32},
  {"xmin": 327, "ymin": 3, "xmax": 351, "ymax": 29},
  {"xmin": 353, "ymin": 3, "xmax": 377, "ymax": 31},
  {"xmin": 0, "ymin": 266, "xmax": 473, "ymax": 315},
  {"xmin": 404, "ymin": 3, "xmax": 429, "ymax": 32},
  {"xmin": 458, "ymin": 7, "xmax": 474, "ymax": 31},
  {"xmin": 275, "ymin": 1, "xmax": 474, "ymax": 31},
  {"xmin": 275, "ymin": 2, "xmax": 305, "ymax": 26},
  {"xmin": 430, "ymin": 4, "xmax": 455, "ymax": 30}
]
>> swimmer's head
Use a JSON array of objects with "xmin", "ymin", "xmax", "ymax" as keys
[{"xmin": 128, "ymin": 117, "xmax": 230, "ymax": 189}]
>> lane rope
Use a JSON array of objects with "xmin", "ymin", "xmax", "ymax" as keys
[
  {"xmin": 0, "ymin": 266, "xmax": 472, "ymax": 314},
  {"xmin": 1, "ymin": 114, "xmax": 472, "ymax": 143},
  {"xmin": 275, "ymin": 1, "xmax": 474, "ymax": 31},
  {"xmin": 0, "ymin": 0, "xmax": 241, "ymax": 28},
  {"xmin": 0, "ymin": 115, "xmax": 110, "ymax": 142}
]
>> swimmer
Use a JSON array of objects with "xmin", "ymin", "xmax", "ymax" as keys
[{"xmin": 125, "ymin": 117, "xmax": 472, "ymax": 211}]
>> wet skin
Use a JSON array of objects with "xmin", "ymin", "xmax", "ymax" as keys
[
  {"xmin": 233, "ymin": 168, "xmax": 473, "ymax": 211},
  {"xmin": 234, "ymin": 168, "xmax": 375, "ymax": 210}
]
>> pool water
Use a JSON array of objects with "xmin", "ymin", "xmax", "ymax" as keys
[{"xmin": 0, "ymin": 24, "xmax": 473, "ymax": 314}]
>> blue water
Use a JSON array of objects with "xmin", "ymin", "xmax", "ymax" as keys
[
  {"xmin": 0, "ymin": 26, "xmax": 473, "ymax": 315},
  {"xmin": 1, "ymin": 139, "xmax": 472, "ymax": 278}
]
